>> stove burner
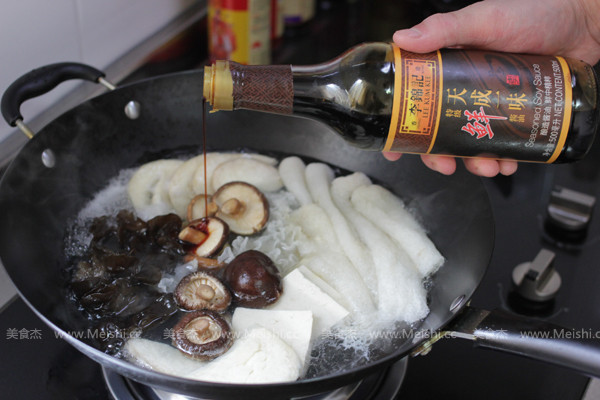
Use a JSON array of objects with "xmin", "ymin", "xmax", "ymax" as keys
[{"xmin": 102, "ymin": 358, "xmax": 407, "ymax": 400}]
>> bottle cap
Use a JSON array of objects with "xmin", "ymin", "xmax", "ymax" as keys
[{"xmin": 203, "ymin": 61, "xmax": 233, "ymax": 111}]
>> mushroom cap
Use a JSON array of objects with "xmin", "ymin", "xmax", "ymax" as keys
[
  {"xmin": 213, "ymin": 182, "xmax": 269, "ymax": 235},
  {"xmin": 224, "ymin": 250, "xmax": 282, "ymax": 308},
  {"xmin": 179, "ymin": 217, "xmax": 229, "ymax": 258},
  {"xmin": 172, "ymin": 310, "xmax": 233, "ymax": 360},
  {"xmin": 174, "ymin": 271, "xmax": 231, "ymax": 311}
]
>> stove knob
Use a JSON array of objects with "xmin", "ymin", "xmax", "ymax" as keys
[
  {"xmin": 545, "ymin": 186, "xmax": 596, "ymax": 242},
  {"xmin": 512, "ymin": 249, "xmax": 561, "ymax": 302}
]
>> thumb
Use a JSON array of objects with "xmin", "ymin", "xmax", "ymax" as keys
[{"xmin": 393, "ymin": 1, "xmax": 503, "ymax": 53}]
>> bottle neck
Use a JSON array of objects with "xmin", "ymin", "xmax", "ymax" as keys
[
  {"xmin": 203, "ymin": 43, "xmax": 395, "ymax": 119},
  {"xmin": 202, "ymin": 43, "xmax": 395, "ymax": 151},
  {"xmin": 204, "ymin": 61, "xmax": 295, "ymax": 114}
]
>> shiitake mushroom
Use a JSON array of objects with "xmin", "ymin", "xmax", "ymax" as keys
[
  {"xmin": 174, "ymin": 271, "xmax": 231, "ymax": 312},
  {"xmin": 172, "ymin": 310, "xmax": 233, "ymax": 360},
  {"xmin": 179, "ymin": 217, "xmax": 229, "ymax": 258},
  {"xmin": 223, "ymin": 250, "xmax": 282, "ymax": 308},
  {"xmin": 212, "ymin": 182, "xmax": 269, "ymax": 235}
]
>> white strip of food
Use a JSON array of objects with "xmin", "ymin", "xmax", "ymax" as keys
[
  {"xmin": 304, "ymin": 163, "xmax": 378, "ymax": 299},
  {"xmin": 331, "ymin": 173, "xmax": 429, "ymax": 323},
  {"xmin": 125, "ymin": 327, "xmax": 302, "ymax": 384},
  {"xmin": 351, "ymin": 184, "xmax": 444, "ymax": 278},
  {"xmin": 127, "ymin": 159, "xmax": 183, "ymax": 220},
  {"xmin": 168, "ymin": 155, "xmax": 205, "ymax": 217},
  {"xmin": 288, "ymin": 203, "xmax": 377, "ymax": 317},
  {"xmin": 211, "ymin": 157, "xmax": 283, "ymax": 193},
  {"xmin": 125, "ymin": 337, "xmax": 207, "ymax": 377},
  {"xmin": 278, "ymin": 156, "xmax": 313, "ymax": 206},
  {"xmin": 231, "ymin": 308, "xmax": 313, "ymax": 366}
]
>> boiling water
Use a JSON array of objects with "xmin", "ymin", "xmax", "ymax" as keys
[{"xmin": 64, "ymin": 152, "xmax": 431, "ymax": 380}]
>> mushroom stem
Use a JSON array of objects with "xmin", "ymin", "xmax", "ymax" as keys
[
  {"xmin": 207, "ymin": 201, "xmax": 219, "ymax": 216},
  {"xmin": 220, "ymin": 198, "xmax": 245, "ymax": 216},
  {"xmin": 179, "ymin": 226, "xmax": 208, "ymax": 244},
  {"xmin": 187, "ymin": 195, "xmax": 218, "ymax": 221},
  {"xmin": 186, "ymin": 318, "xmax": 212, "ymax": 343},
  {"xmin": 197, "ymin": 284, "xmax": 216, "ymax": 301},
  {"xmin": 183, "ymin": 254, "xmax": 226, "ymax": 269}
]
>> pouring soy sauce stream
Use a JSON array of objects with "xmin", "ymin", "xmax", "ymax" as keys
[{"xmin": 202, "ymin": 98, "xmax": 209, "ymax": 218}]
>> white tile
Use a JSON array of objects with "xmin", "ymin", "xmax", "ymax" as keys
[
  {"xmin": 76, "ymin": 0, "xmax": 196, "ymax": 68},
  {"xmin": 0, "ymin": 0, "xmax": 198, "ymax": 148},
  {"xmin": 0, "ymin": 0, "xmax": 81, "ymax": 144}
]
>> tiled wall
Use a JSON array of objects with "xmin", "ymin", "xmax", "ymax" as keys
[
  {"xmin": 0, "ymin": 0, "xmax": 197, "ymax": 307},
  {"xmin": 0, "ymin": 0, "xmax": 196, "ymax": 146}
]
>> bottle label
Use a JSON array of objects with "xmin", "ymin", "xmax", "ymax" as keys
[{"xmin": 384, "ymin": 45, "xmax": 573, "ymax": 162}]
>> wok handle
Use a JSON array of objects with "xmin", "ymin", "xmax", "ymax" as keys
[
  {"xmin": 1, "ymin": 62, "xmax": 109, "ymax": 129},
  {"xmin": 448, "ymin": 306, "xmax": 600, "ymax": 377}
]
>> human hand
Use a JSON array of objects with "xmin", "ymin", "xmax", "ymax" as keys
[
  {"xmin": 388, "ymin": 0, "xmax": 600, "ymax": 177},
  {"xmin": 382, "ymin": 152, "xmax": 518, "ymax": 176}
]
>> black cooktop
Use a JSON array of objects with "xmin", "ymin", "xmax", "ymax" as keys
[{"xmin": 2, "ymin": 1, "xmax": 600, "ymax": 399}]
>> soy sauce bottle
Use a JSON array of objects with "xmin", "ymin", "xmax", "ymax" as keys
[{"xmin": 203, "ymin": 42, "xmax": 599, "ymax": 163}]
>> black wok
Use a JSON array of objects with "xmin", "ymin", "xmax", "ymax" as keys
[{"xmin": 1, "ymin": 64, "xmax": 600, "ymax": 399}]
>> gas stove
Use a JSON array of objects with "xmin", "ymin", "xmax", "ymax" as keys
[
  {"xmin": 2, "ymin": 1, "xmax": 600, "ymax": 399},
  {"xmin": 398, "ymin": 149, "xmax": 600, "ymax": 399}
]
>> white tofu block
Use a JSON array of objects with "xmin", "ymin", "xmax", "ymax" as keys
[
  {"xmin": 295, "ymin": 265, "xmax": 348, "ymax": 310},
  {"xmin": 232, "ymin": 308, "xmax": 313, "ymax": 365},
  {"xmin": 270, "ymin": 269, "xmax": 349, "ymax": 337}
]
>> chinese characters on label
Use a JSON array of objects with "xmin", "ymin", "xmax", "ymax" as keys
[
  {"xmin": 388, "ymin": 48, "xmax": 570, "ymax": 161},
  {"xmin": 445, "ymin": 87, "xmax": 529, "ymax": 125},
  {"xmin": 401, "ymin": 58, "xmax": 438, "ymax": 135},
  {"xmin": 461, "ymin": 106, "xmax": 507, "ymax": 139},
  {"xmin": 443, "ymin": 61, "xmax": 565, "ymax": 153}
]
